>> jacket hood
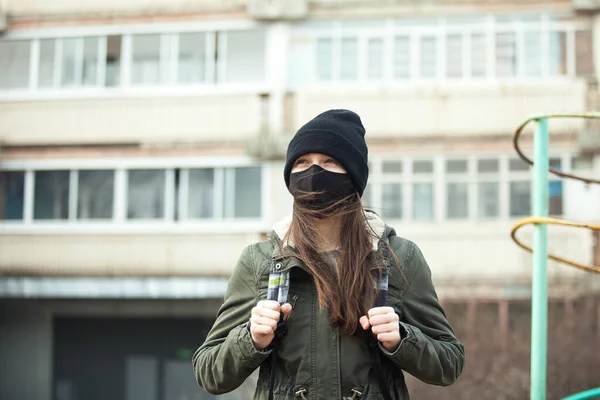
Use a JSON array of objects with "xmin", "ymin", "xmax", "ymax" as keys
[{"xmin": 270, "ymin": 209, "xmax": 393, "ymax": 252}]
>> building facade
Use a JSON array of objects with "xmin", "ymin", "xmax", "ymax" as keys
[{"xmin": 1, "ymin": 1, "xmax": 600, "ymax": 399}]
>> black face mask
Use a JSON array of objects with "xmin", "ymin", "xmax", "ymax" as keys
[{"xmin": 289, "ymin": 164, "xmax": 356, "ymax": 212}]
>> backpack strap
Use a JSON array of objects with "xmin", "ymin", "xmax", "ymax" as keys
[
  {"xmin": 366, "ymin": 237, "xmax": 394, "ymax": 400},
  {"xmin": 267, "ymin": 261, "xmax": 290, "ymax": 305},
  {"xmin": 266, "ymin": 261, "xmax": 290, "ymax": 400},
  {"xmin": 374, "ymin": 263, "xmax": 389, "ymax": 308}
]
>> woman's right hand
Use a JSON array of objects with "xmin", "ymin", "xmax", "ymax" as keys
[{"xmin": 250, "ymin": 300, "xmax": 293, "ymax": 350}]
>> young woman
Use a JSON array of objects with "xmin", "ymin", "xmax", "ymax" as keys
[{"xmin": 193, "ymin": 109, "xmax": 465, "ymax": 399}]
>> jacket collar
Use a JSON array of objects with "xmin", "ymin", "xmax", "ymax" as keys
[{"xmin": 268, "ymin": 210, "xmax": 390, "ymax": 261}]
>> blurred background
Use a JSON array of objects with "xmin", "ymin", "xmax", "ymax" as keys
[{"xmin": 0, "ymin": 0, "xmax": 600, "ymax": 399}]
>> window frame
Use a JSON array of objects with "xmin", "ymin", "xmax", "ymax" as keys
[
  {"xmin": 0, "ymin": 157, "xmax": 269, "ymax": 234},
  {"xmin": 364, "ymin": 153, "xmax": 571, "ymax": 224},
  {"xmin": 0, "ymin": 20, "xmax": 268, "ymax": 100},
  {"xmin": 288, "ymin": 14, "xmax": 587, "ymax": 88}
]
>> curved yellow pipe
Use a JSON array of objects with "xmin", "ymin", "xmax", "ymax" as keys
[{"xmin": 511, "ymin": 217, "xmax": 600, "ymax": 273}]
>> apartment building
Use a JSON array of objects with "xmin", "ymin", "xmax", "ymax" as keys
[{"xmin": 1, "ymin": 1, "xmax": 599, "ymax": 399}]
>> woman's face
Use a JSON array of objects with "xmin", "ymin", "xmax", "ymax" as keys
[{"xmin": 291, "ymin": 153, "xmax": 347, "ymax": 174}]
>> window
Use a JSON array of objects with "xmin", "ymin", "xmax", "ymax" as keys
[
  {"xmin": 382, "ymin": 184, "xmax": 402, "ymax": 219},
  {"xmin": 478, "ymin": 159, "xmax": 499, "ymax": 173},
  {"xmin": 508, "ymin": 157, "xmax": 563, "ymax": 217},
  {"xmin": 549, "ymin": 181, "xmax": 563, "ymax": 215},
  {"xmin": 82, "ymin": 37, "xmax": 100, "ymax": 86},
  {"xmin": 0, "ymin": 28, "xmax": 267, "ymax": 92},
  {"xmin": 524, "ymin": 31, "xmax": 542, "ymax": 77},
  {"xmin": 419, "ymin": 36, "xmax": 437, "ymax": 78},
  {"xmin": 105, "ymin": 36, "xmax": 122, "ymax": 87},
  {"xmin": 550, "ymin": 31, "xmax": 567, "ymax": 76},
  {"xmin": 413, "ymin": 160, "xmax": 434, "ymax": 221},
  {"xmin": 316, "ymin": 38, "xmax": 333, "ymax": 81},
  {"xmin": 78, "ymin": 170, "xmax": 114, "ymax": 219},
  {"xmin": 39, "ymin": 39, "xmax": 56, "ymax": 88},
  {"xmin": 188, "ymin": 169, "xmax": 215, "ymax": 219},
  {"xmin": 393, "ymin": 36, "xmax": 411, "ymax": 79},
  {"xmin": 509, "ymin": 158, "xmax": 529, "ymax": 172},
  {"xmin": 131, "ymin": 34, "xmax": 162, "ymax": 85},
  {"xmin": 0, "ymin": 40, "xmax": 31, "ymax": 89},
  {"xmin": 290, "ymin": 16, "xmax": 581, "ymax": 84},
  {"xmin": 510, "ymin": 181, "xmax": 530, "ymax": 217},
  {"xmin": 414, "ymin": 160, "xmax": 434, "ymax": 173},
  {"xmin": 34, "ymin": 171, "xmax": 70, "ymax": 220},
  {"xmin": 447, "ymin": 183, "xmax": 468, "ymax": 219},
  {"xmin": 178, "ymin": 33, "xmax": 206, "ymax": 83},
  {"xmin": 413, "ymin": 182, "xmax": 434, "ymax": 221},
  {"xmin": 0, "ymin": 164, "xmax": 263, "ymax": 226},
  {"xmin": 549, "ymin": 158, "xmax": 563, "ymax": 216},
  {"xmin": 477, "ymin": 159, "xmax": 500, "ymax": 218},
  {"xmin": 61, "ymin": 38, "xmax": 79, "ymax": 86},
  {"xmin": 382, "ymin": 161, "xmax": 403, "ymax": 174},
  {"xmin": 446, "ymin": 160, "xmax": 469, "ymax": 219},
  {"xmin": 367, "ymin": 38, "xmax": 385, "ymax": 80},
  {"xmin": 355, "ymin": 154, "xmax": 569, "ymax": 223},
  {"xmin": 187, "ymin": 167, "xmax": 261, "ymax": 220},
  {"xmin": 61, "ymin": 37, "xmax": 100, "ymax": 87},
  {"xmin": 230, "ymin": 167, "xmax": 261, "ymax": 218},
  {"xmin": 572, "ymin": 154, "xmax": 593, "ymax": 170},
  {"xmin": 509, "ymin": 158, "xmax": 530, "ymax": 217},
  {"xmin": 470, "ymin": 33, "xmax": 487, "ymax": 77},
  {"xmin": 1, "ymin": 16, "xmax": 586, "ymax": 94},
  {"xmin": 379, "ymin": 161, "xmax": 403, "ymax": 219},
  {"xmin": 37, "ymin": 36, "xmax": 112, "ymax": 88},
  {"xmin": 496, "ymin": 33, "xmax": 517, "ymax": 77},
  {"xmin": 446, "ymin": 160, "xmax": 468, "ymax": 173},
  {"xmin": 289, "ymin": 37, "xmax": 312, "ymax": 85},
  {"xmin": 340, "ymin": 38, "xmax": 358, "ymax": 81},
  {"xmin": 127, "ymin": 170, "xmax": 165, "ymax": 219},
  {"xmin": 478, "ymin": 182, "xmax": 499, "ymax": 218},
  {"xmin": 225, "ymin": 30, "xmax": 266, "ymax": 83},
  {"xmin": 446, "ymin": 34, "xmax": 463, "ymax": 78},
  {"xmin": 0, "ymin": 171, "xmax": 25, "ymax": 220}
]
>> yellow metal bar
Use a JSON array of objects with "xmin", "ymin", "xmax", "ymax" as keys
[{"xmin": 511, "ymin": 217, "xmax": 600, "ymax": 273}]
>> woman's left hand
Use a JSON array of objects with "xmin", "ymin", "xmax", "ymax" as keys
[{"xmin": 360, "ymin": 307, "xmax": 401, "ymax": 352}]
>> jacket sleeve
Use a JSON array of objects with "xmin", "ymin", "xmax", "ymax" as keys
[
  {"xmin": 192, "ymin": 245, "xmax": 271, "ymax": 394},
  {"xmin": 380, "ymin": 239, "xmax": 465, "ymax": 386}
]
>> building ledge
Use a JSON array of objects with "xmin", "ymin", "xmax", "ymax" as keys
[{"xmin": 0, "ymin": 277, "xmax": 229, "ymax": 299}]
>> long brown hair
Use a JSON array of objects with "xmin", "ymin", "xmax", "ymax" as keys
[{"xmin": 281, "ymin": 191, "xmax": 385, "ymax": 336}]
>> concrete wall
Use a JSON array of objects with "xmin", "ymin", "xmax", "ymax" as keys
[
  {"xmin": 3, "ymin": 0, "xmax": 569, "ymax": 19},
  {"xmin": 0, "ymin": 232, "xmax": 264, "ymax": 276},
  {"xmin": 294, "ymin": 81, "xmax": 588, "ymax": 138},
  {"xmin": 0, "ymin": 222, "xmax": 594, "ymax": 285},
  {"xmin": 0, "ymin": 94, "xmax": 264, "ymax": 146},
  {"xmin": 5, "ymin": 0, "xmax": 245, "ymax": 17},
  {"xmin": 0, "ymin": 81, "xmax": 586, "ymax": 146}
]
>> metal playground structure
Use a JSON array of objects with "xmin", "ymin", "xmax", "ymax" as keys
[{"xmin": 510, "ymin": 113, "xmax": 600, "ymax": 400}]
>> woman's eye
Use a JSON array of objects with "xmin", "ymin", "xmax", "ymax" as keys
[
  {"xmin": 325, "ymin": 159, "xmax": 337, "ymax": 164},
  {"xmin": 296, "ymin": 159, "xmax": 308, "ymax": 165}
]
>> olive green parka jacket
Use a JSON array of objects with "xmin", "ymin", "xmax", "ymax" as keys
[{"xmin": 193, "ymin": 211, "xmax": 465, "ymax": 399}]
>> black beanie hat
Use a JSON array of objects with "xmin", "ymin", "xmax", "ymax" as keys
[{"xmin": 284, "ymin": 109, "xmax": 369, "ymax": 197}]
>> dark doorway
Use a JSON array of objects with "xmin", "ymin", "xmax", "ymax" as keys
[{"xmin": 53, "ymin": 317, "xmax": 214, "ymax": 400}]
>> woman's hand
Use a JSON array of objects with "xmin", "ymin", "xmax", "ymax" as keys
[
  {"xmin": 249, "ymin": 300, "xmax": 292, "ymax": 350},
  {"xmin": 360, "ymin": 307, "xmax": 401, "ymax": 352}
]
